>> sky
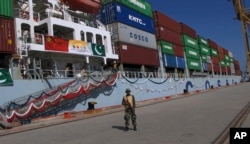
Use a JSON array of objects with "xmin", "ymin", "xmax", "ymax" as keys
[{"xmin": 147, "ymin": 0, "xmax": 249, "ymax": 73}]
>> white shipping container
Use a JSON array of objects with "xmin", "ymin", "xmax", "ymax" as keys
[
  {"xmin": 231, "ymin": 68, "xmax": 235, "ymax": 74},
  {"xmin": 228, "ymin": 51, "xmax": 233, "ymax": 58},
  {"xmin": 107, "ymin": 22, "xmax": 157, "ymax": 49},
  {"xmin": 230, "ymin": 63, "xmax": 235, "ymax": 68}
]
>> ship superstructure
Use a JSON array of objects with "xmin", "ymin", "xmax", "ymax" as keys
[{"xmin": 13, "ymin": 0, "xmax": 118, "ymax": 79}]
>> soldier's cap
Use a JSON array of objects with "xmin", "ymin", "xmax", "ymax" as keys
[{"xmin": 125, "ymin": 88, "xmax": 131, "ymax": 92}]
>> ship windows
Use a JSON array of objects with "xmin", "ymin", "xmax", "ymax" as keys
[
  {"xmin": 80, "ymin": 31, "xmax": 85, "ymax": 41},
  {"xmin": 86, "ymin": 32, "xmax": 93, "ymax": 43},
  {"xmin": 96, "ymin": 34, "xmax": 103, "ymax": 45}
]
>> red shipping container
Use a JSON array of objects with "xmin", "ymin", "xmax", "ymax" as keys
[
  {"xmin": 208, "ymin": 63, "xmax": 212, "ymax": 72},
  {"xmin": 211, "ymin": 56, "xmax": 219, "ymax": 64},
  {"xmin": 217, "ymin": 45, "xmax": 224, "ymax": 54},
  {"xmin": 155, "ymin": 25, "xmax": 183, "ymax": 45},
  {"xmin": 116, "ymin": 42, "xmax": 159, "ymax": 66},
  {"xmin": 174, "ymin": 44, "xmax": 184, "ymax": 57},
  {"xmin": 0, "ymin": 17, "xmax": 16, "ymax": 53},
  {"xmin": 153, "ymin": 11, "xmax": 181, "ymax": 33},
  {"xmin": 213, "ymin": 64, "xmax": 220, "ymax": 72},
  {"xmin": 221, "ymin": 66, "xmax": 227, "ymax": 73},
  {"xmin": 219, "ymin": 53, "xmax": 224, "ymax": 60},
  {"xmin": 208, "ymin": 39, "xmax": 218, "ymax": 49},
  {"xmin": 180, "ymin": 23, "xmax": 197, "ymax": 39},
  {"xmin": 223, "ymin": 48, "xmax": 229, "ymax": 55}
]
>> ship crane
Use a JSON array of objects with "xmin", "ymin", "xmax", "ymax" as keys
[{"xmin": 230, "ymin": 0, "xmax": 250, "ymax": 80}]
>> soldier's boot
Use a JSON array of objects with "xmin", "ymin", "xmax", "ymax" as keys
[
  {"xmin": 133, "ymin": 125, "xmax": 137, "ymax": 131},
  {"xmin": 125, "ymin": 126, "xmax": 129, "ymax": 131}
]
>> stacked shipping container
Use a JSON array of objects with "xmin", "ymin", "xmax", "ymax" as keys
[
  {"xmin": 181, "ymin": 23, "xmax": 201, "ymax": 71},
  {"xmin": 198, "ymin": 35, "xmax": 210, "ymax": 72},
  {"xmin": 100, "ymin": 0, "xmax": 159, "ymax": 67},
  {"xmin": 0, "ymin": 0, "xmax": 16, "ymax": 68},
  {"xmin": 208, "ymin": 39, "xmax": 220, "ymax": 73},
  {"xmin": 153, "ymin": 11, "xmax": 185, "ymax": 71}
]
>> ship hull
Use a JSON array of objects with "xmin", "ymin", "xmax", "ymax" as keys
[{"xmin": 0, "ymin": 75, "xmax": 241, "ymax": 112}]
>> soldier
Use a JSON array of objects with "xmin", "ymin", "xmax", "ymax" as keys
[{"xmin": 122, "ymin": 88, "xmax": 137, "ymax": 131}]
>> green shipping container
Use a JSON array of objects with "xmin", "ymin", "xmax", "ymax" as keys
[
  {"xmin": 187, "ymin": 58, "xmax": 201, "ymax": 70},
  {"xmin": 182, "ymin": 35, "xmax": 199, "ymax": 49},
  {"xmin": 201, "ymin": 55, "xmax": 207, "ymax": 62},
  {"xmin": 0, "ymin": 0, "xmax": 14, "ymax": 18},
  {"xmin": 101, "ymin": 0, "xmax": 153, "ymax": 18},
  {"xmin": 210, "ymin": 48, "xmax": 218, "ymax": 57},
  {"xmin": 159, "ymin": 40, "xmax": 174, "ymax": 55},
  {"xmin": 199, "ymin": 45, "xmax": 210, "ymax": 55},
  {"xmin": 198, "ymin": 36, "xmax": 209, "ymax": 47},
  {"xmin": 185, "ymin": 46, "xmax": 200, "ymax": 60},
  {"xmin": 220, "ymin": 60, "xmax": 226, "ymax": 67},
  {"xmin": 224, "ymin": 55, "xmax": 230, "ymax": 62}
]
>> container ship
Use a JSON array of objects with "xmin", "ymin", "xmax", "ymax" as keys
[{"xmin": 0, "ymin": 0, "xmax": 242, "ymax": 128}]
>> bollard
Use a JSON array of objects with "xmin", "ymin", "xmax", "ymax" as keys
[
  {"xmin": 210, "ymin": 85, "xmax": 214, "ymax": 89},
  {"xmin": 183, "ymin": 89, "xmax": 188, "ymax": 94},
  {"xmin": 88, "ymin": 102, "xmax": 97, "ymax": 110}
]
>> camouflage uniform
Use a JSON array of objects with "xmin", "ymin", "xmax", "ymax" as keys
[{"xmin": 122, "ymin": 88, "xmax": 137, "ymax": 131}]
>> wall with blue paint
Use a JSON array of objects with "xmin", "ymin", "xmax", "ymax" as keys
[{"xmin": 0, "ymin": 76, "xmax": 242, "ymax": 113}]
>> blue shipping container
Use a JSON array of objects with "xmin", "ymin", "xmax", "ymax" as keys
[
  {"xmin": 176, "ymin": 56, "xmax": 186, "ymax": 69},
  {"xmin": 163, "ymin": 54, "xmax": 176, "ymax": 68},
  {"xmin": 202, "ymin": 62, "xmax": 208, "ymax": 71},
  {"xmin": 100, "ymin": 2, "xmax": 155, "ymax": 34}
]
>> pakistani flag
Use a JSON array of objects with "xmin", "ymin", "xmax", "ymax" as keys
[
  {"xmin": 0, "ymin": 68, "xmax": 13, "ymax": 86},
  {"xmin": 91, "ymin": 43, "xmax": 106, "ymax": 56}
]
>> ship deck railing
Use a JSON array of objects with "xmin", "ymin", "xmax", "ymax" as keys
[{"xmin": 14, "ymin": 8, "xmax": 100, "ymax": 29}]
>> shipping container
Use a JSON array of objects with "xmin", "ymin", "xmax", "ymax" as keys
[
  {"xmin": 198, "ymin": 35, "xmax": 209, "ymax": 47},
  {"xmin": 180, "ymin": 23, "xmax": 197, "ymax": 39},
  {"xmin": 107, "ymin": 22, "xmax": 157, "ymax": 49},
  {"xmin": 185, "ymin": 46, "xmax": 200, "ymax": 60},
  {"xmin": 153, "ymin": 11, "xmax": 181, "ymax": 33},
  {"xmin": 174, "ymin": 44, "xmax": 184, "ymax": 57},
  {"xmin": 182, "ymin": 34, "xmax": 198, "ymax": 49},
  {"xmin": 201, "ymin": 55, "xmax": 207, "ymax": 62},
  {"xmin": 0, "ymin": 17, "xmax": 16, "ymax": 53},
  {"xmin": 224, "ymin": 55, "xmax": 230, "ymax": 62},
  {"xmin": 208, "ymin": 63, "xmax": 212, "ymax": 72},
  {"xmin": 221, "ymin": 66, "xmax": 227, "ymax": 73},
  {"xmin": 0, "ymin": 0, "xmax": 14, "ymax": 18},
  {"xmin": 208, "ymin": 39, "xmax": 218, "ymax": 49},
  {"xmin": 155, "ymin": 25, "xmax": 183, "ymax": 45},
  {"xmin": 158, "ymin": 40, "xmax": 174, "ymax": 55},
  {"xmin": 163, "ymin": 54, "xmax": 176, "ymax": 68},
  {"xmin": 116, "ymin": 42, "xmax": 159, "ymax": 66},
  {"xmin": 101, "ymin": 0, "xmax": 153, "ymax": 18},
  {"xmin": 217, "ymin": 45, "xmax": 224, "ymax": 54},
  {"xmin": 231, "ymin": 67, "xmax": 236, "ymax": 74},
  {"xmin": 186, "ymin": 58, "xmax": 201, "ymax": 70},
  {"xmin": 176, "ymin": 56, "xmax": 185, "ymax": 69},
  {"xmin": 213, "ymin": 64, "xmax": 220, "ymax": 73},
  {"xmin": 220, "ymin": 60, "xmax": 226, "ymax": 67},
  {"xmin": 223, "ymin": 48, "xmax": 229, "ymax": 55},
  {"xmin": 202, "ymin": 62, "xmax": 208, "ymax": 71},
  {"xmin": 211, "ymin": 56, "xmax": 219, "ymax": 64},
  {"xmin": 100, "ymin": 2, "xmax": 155, "ymax": 33},
  {"xmin": 218, "ymin": 53, "xmax": 224, "ymax": 60},
  {"xmin": 228, "ymin": 51, "xmax": 233, "ymax": 58},
  {"xmin": 210, "ymin": 48, "xmax": 218, "ymax": 57},
  {"xmin": 199, "ymin": 45, "xmax": 210, "ymax": 55}
]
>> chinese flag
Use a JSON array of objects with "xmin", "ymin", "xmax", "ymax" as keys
[{"xmin": 45, "ymin": 35, "xmax": 69, "ymax": 52}]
